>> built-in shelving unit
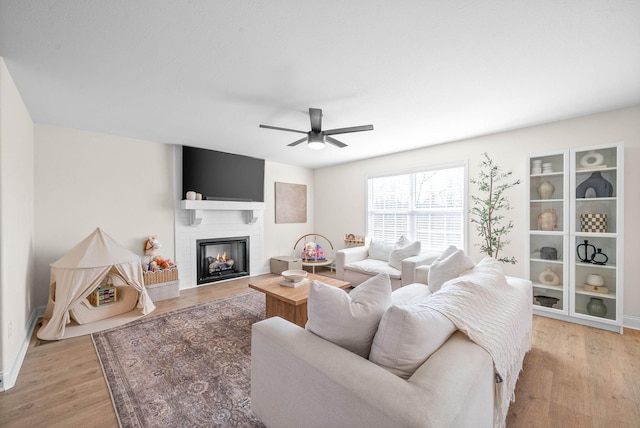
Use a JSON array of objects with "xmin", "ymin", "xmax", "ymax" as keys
[{"xmin": 526, "ymin": 143, "xmax": 624, "ymax": 333}]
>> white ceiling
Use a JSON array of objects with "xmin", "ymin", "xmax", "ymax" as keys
[{"xmin": 1, "ymin": 1, "xmax": 639, "ymax": 168}]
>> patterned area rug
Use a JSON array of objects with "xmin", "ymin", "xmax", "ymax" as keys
[{"xmin": 92, "ymin": 291, "xmax": 266, "ymax": 427}]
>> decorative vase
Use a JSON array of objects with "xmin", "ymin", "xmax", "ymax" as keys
[
  {"xmin": 579, "ymin": 151, "xmax": 604, "ymax": 168},
  {"xmin": 586, "ymin": 298, "xmax": 607, "ymax": 317},
  {"xmin": 537, "ymin": 181, "xmax": 555, "ymax": 199},
  {"xmin": 576, "ymin": 171, "xmax": 613, "ymax": 198},
  {"xmin": 186, "ymin": 191, "xmax": 196, "ymax": 200},
  {"xmin": 586, "ymin": 274, "xmax": 604, "ymax": 287},
  {"xmin": 535, "ymin": 295, "xmax": 559, "ymax": 308},
  {"xmin": 539, "ymin": 268, "xmax": 560, "ymax": 286},
  {"xmin": 540, "ymin": 247, "xmax": 557, "ymax": 260},
  {"xmin": 538, "ymin": 209, "xmax": 558, "ymax": 231}
]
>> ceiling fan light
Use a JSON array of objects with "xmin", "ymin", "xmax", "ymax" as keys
[{"xmin": 308, "ymin": 140, "xmax": 325, "ymax": 150}]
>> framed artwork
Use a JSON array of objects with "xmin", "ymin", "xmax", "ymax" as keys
[{"xmin": 275, "ymin": 182, "xmax": 307, "ymax": 223}]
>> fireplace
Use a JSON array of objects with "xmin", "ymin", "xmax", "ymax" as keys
[{"xmin": 196, "ymin": 236, "xmax": 249, "ymax": 284}]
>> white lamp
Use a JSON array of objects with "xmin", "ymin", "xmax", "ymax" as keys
[{"xmin": 307, "ymin": 132, "xmax": 325, "ymax": 150}]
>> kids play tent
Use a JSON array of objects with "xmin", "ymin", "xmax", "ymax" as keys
[{"xmin": 37, "ymin": 228, "xmax": 155, "ymax": 340}]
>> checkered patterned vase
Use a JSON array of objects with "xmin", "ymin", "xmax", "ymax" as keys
[{"xmin": 580, "ymin": 213, "xmax": 607, "ymax": 233}]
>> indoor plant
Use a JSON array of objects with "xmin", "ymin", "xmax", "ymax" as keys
[{"xmin": 470, "ymin": 152, "xmax": 522, "ymax": 264}]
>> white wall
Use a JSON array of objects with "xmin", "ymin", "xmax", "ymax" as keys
[
  {"xmin": 263, "ymin": 161, "xmax": 316, "ymax": 264},
  {"xmin": 34, "ymin": 125, "xmax": 176, "ymax": 305},
  {"xmin": 0, "ymin": 57, "xmax": 35, "ymax": 389},
  {"xmin": 314, "ymin": 107, "xmax": 640, "ymax": 322}
]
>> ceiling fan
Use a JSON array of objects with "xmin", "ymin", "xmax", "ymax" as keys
[{"xmin": 259, "ymin": 108, "xmax": 373, "ymax": 149}]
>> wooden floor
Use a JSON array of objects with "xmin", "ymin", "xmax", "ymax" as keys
[{"xmin": 1, "ymin": 275, "xmax": 639, "ymax": 428}]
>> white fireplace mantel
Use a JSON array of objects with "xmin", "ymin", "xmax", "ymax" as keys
[{"xmin": 180, "ymin": 200, "xmax": 266, "ymax": 226}]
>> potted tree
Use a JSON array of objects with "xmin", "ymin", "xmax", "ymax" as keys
[{"xmin": 469, "ymin": 152, "xmax": 522, "ymax": 264}]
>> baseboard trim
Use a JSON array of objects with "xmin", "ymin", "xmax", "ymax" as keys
[
  {"xmin": 0, "ymin": 305, "xmax": 45, "ymax": 391},
  {"xmin": 624, "ymin": 315, "xmax": 640, "ymax": 331}
]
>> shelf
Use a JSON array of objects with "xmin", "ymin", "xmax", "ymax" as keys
[
  {"xmin": 575, "ymin": 166, "xmax": 616, "ymax": 173},
  {"xmin": 180, "ymin": 200, "xmax": 266, "ymax": 226},
  {"xmin": 575, "ymin": 197, "xmax": 616, "ymax": 202},
  {"xmin": 575, "ymin": 289, "xmax": 616, "ymax": 299},
  {"xmin": 530, "ymin": 258, "xmax": 564, "ymax": 265},
  {"xmin": 574, "ymin": 232, "xmax": 617, "ymax": 239},
  {"xmin": 530, "ymin": 172, "xmax": 564, "ymax": 177},
  {"xmin": 530, "ymin": 198, "xmax": 563, "ymax": 203},
  {"xmin": 529, "ymin": 230, "xmax": 564, "ymax": 236},
  {"xmin": 532, "ymin": 283, "xmax": 563, "ymax": 292},
  {"xmin": 575, "ymin": 262, "xmax": 616, "ymax": 270}
]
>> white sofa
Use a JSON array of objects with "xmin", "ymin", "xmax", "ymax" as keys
[
  {"xmin": 251, "ymin": 276, "xmax": 532, "ymax": 428},
  {"xmin": 336, "ymin": 243, "xmax": 441, "ymax": 289}
]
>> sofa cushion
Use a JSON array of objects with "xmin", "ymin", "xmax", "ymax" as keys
[
  {"xmin": 388, "ymin": 240, "xmax": 421, "ymax": 270},
  {"xmin": 344, "ymin": 258, "xmax": 401, "ymax": 279},
  {"xmin": 391, "ymin": 283, "xmax": 432, "ymax": 306},
  {"xmin": 428, "ymin": 247, "xmax": 475, "ymax": 293},
  {"xmin": 368, "ymin": 240, "xmax": 394, "ymax": 261},
  {"xmin": 369, "ymin": 300, "xmax": 457, "ymax": 379},
  {"xmin": 306, "ymin": 273, "xmax": 392, "ymax": 358}
]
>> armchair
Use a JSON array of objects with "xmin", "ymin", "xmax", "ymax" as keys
[{"xmin": 336, "ymin": 242, "xmax": 441, "ymax": 290}]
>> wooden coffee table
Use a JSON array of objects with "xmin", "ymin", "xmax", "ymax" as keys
[{"xmin": 249, "ymin": 274, "xmax": 351, "ymax": 328}]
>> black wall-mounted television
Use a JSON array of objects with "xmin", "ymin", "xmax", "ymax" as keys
[{"xmin": 182, "ymin": 146, "xmax": 265, "ymax": 202}]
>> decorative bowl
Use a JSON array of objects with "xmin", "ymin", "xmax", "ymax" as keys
[
  {"xmin": 535, "ymin": 295, "xmax": 559, "ymax": 308},
  {"xmin": 281, "ymin": 269, "xmax": 308, "ymax": 283}
]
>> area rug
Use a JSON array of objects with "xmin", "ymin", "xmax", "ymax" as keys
[{"xmin": 92, "ymin": 290, "xmax": 266, "ymax": 427}]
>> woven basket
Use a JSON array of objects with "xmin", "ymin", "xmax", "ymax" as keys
[{"xmin": 143, "ymin": 268, "xmax": 179, "ymax": 285}]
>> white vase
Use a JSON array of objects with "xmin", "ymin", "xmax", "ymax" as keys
[
  {"xmin": 539, "ymin": 268, "xmax": 560, "ymax": 286},
  {"xmin": 537, "ymin": 181, "xmax": 555, "ymax": 199},
  {"xmin": 586, "ymin": 274, "xmax": 604, "ymax": 286},
  {"xmin": 580, "ymin": 151, "xmax": 604, "ymax": 168},
  {"xmin": 186, "ymin": 191, "xmax": 196, "ymax": 200}
]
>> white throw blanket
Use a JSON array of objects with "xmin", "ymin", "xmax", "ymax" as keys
[{"xmin": 422, "ymin": 257, "xmax": 532, "ymax": 428}]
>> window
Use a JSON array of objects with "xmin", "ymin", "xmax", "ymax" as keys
[{"xmin": 367, "ymin": 163, "xmax": 466, "ymax": 251}]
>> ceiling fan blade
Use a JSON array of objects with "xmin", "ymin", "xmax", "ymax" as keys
[
  {"xmin": 323, "ymin": 124, "xmax": 374, "ymax": 135},
  {"xmin": 309, "ymin": 108, "xmax": 322, "ymax": 133},
  {"xmin": 259, "ymin": 124, "xmax": 308, "ymax": 134},
  {"xmin": 326, "ymin": 136, "xmax": 347, "ymax": 148},
  {"xmin": 287, "ymin": 137, "xmax": 308, "ymax": 147}
]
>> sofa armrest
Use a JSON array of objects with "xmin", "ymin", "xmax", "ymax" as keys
[
  {"xmin": 400, "ymin": 250, "xmax": 441, "ymax": 286},
  {"xmin": 407, "ymin": 331, "xmax": 494, "ymax": 428},
  {"xmin": 251, "ymin": 317, "xmax": 437, "ymax": 427},
  {"xmin": 335, "ymin": 245, "xmax": 370, "ymax": 279}
]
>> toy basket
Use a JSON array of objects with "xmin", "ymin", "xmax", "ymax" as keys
[{"xmin": 143, "ymin": 268, "xmax": 179, "ymax": 285}]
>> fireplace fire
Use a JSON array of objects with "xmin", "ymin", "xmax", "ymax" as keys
[
  {"xmin": 208, "ymin": 252, "xmax": 235, "ymax": 274},
  {"xmin": 197, "ymin": 237, "xmax": 249, "ymax": 284}
]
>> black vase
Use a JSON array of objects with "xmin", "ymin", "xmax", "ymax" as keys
[{"xmin": 576, "ymin": 172, "xmax": 613, "ymax": 198}]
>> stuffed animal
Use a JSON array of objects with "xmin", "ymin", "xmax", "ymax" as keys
[
  {"xmin": 303, "ymin": 241, "xmax": 317, "ymax": 260},
  {"xmin": 143, "ymin": 236, "xmax": 162, "ymax": 256},
  {"xmin": 152, "ymin": 255, "xmax": 176, "ymax": 270}
]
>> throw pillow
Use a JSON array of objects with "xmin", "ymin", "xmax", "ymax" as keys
[
  {"xmin": 369, "ymin": 301, "xmax": 457, "ymax": 379},
  {"xmin": 427, "ymin": 247, "xmax": 475, "ymax": 293},
  {"xmin": 390, "ymin": 283, "xmax": 431, "ymax": 306},
  {"xmin": 388, "ymin": 240, "xmax": 421, "ymax": 270},
  {"xmin": 395, "ymin": 235, "xmax": 411, "ymax": 247},
  {"xmin": 306, "ymin": 273, "xmax": 392, "ymax": 358},
  {"xmin": 368, "ymin": 241, "xmax": 394, "ymax": 261}
]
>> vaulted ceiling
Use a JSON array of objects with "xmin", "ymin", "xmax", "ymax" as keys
[{"xmin": 1, "ymin": 1, "xmax": 639, "ymax": 168}]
